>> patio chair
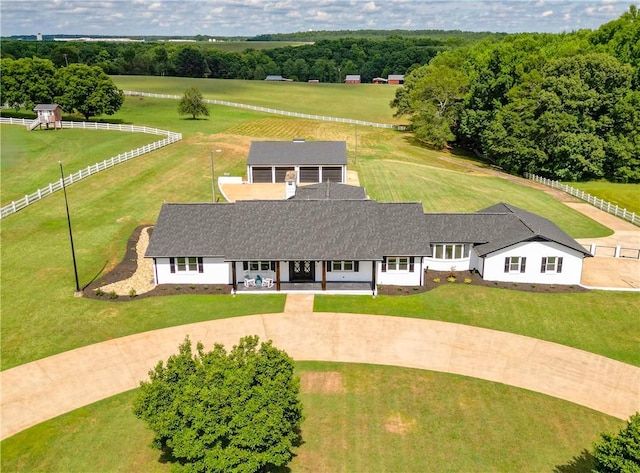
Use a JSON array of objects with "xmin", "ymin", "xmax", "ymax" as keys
[
  {"xmin": 243, "ymin": 278, "xmax": 256, "ymax": 288},
  {"xmin": 262, "ymin": 278, "xmax": 274, "ymax": 288}
]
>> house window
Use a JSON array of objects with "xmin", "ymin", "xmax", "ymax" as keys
[
  {"xmin": 243, "ymin": 261, "xmax": 276, "ymax": 272},
  {"xmin": 541, "ymin": 257, "xmax": 563, "ymax": 273},
  {"xmin": 387, "ymin": 257, "xmax": 407, "ymax": 271},
  {"xmin": 170, "ymin": 257, "xmax": 203, "ymax": 273},
  {"xmin": 504, "ymin": 256, "xmax": 526, "ymax": 273},
  {"xmin": 433, "ymin": 244, "xmax": 466, "ymax": 260},
  {"xmin": 249, "ymin": 261, "xmax": 271, "ymax": 272},
  {"xmin": 329, "ymin": 261, "xmax": 358, "ymax": 272}
]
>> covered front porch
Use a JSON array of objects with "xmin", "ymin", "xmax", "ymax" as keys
[
  {"xmin": 235, "ymin": 280, "xmax": 375, "ymax": 295},
  {"xmin": 233, "ymin": 259, "xmax": 377, "ymax": 295}
]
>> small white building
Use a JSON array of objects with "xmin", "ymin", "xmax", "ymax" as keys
[{"xmin": 31, "ymin": 104, "xmax": 63, "ymax": 130}]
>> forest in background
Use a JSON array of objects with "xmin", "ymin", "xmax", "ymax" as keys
[
  {"xmin": 392, "ymin": 6, "xmax": 639, "ymax": 182},
  {"xmin": 0, "ymin": 30, "xmax": 501, "ymax": 82}
]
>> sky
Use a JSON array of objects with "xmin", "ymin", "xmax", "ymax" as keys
[{"xmin": 0, "ymin": 0, "xmax": 635, "ymax": 37}]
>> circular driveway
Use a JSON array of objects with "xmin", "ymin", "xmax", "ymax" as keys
[{"xmin": 2, "ymin": 307, "xmax": 638, "ymax": 440}]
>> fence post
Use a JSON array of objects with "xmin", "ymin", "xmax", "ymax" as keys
[{"xmin": 590, "ymin": 243, "xmax": 596, "ymax": 256}]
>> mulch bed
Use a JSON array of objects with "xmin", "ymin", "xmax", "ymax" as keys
[
  {"xmin": 83, "ymin": 225, "xmax": 231, "ymax": 302},
  {"xmin": 377, "ymin": 270, "xmax": 589, "ymax": 295}
]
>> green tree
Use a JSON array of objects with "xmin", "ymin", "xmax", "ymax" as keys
[
  {"xmin": 133, "ymin": 336, "xmax": 303, "ymax": 473},
  {"xmin": 592, "ymin": 413, "xmax": 640, "ymax": 473},
  {"xmin": 54, "ymin": 64, "xmax": 123, "ymax": 120},
  {"xmin": 392, "ymin": 63, "xmax": 468, "ymax": 149},
  {"xmin": 173, "ymin": 46, "xmax": 207, "ymax": 77},
  {"xmin": 178, "ymin": 87, "xmax": 209, "ymax": 119},
  {"xmin": 0, "ymin": 57, "xmax": 57, "ymax": 110}
]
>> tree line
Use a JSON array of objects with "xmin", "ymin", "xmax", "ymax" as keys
[
  {"xmin": 0, "ymin": 59, "xmax": 123, "ymax": 120},
  {"xmin": 392, "ymin": 5, "xmax": 640, "ymax": 182},
  {"xmin": 0, "ymin": 35, "xmax": 469, "ymax": 82}
]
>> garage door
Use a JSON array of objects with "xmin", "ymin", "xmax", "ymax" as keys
[
  {"xmin": 322, "ymin": 166, "xmax": 343, "ymax": 183},
  {"xmin": 275, "ymin": 167, "xmax": 295, "ymax": 182},
  {"xmin": 299, "ymin": 166, "xmax": 320, "ymax": 183},
  {"xmin": 251, "ymin": 167, "xmax": 273, "ymax": 183}
]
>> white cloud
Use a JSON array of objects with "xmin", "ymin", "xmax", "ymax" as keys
[
  {"xmin": 363, "ymin": 2, "xmax": 379, "ymax": 12},
  {"xmin": 0, "ymin": 0, "xmax": 632, "ymax": 37}
]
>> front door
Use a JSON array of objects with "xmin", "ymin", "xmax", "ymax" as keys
[{"xmin": 289, "ymin": 260, "xmax": 315, "ymax": 282}]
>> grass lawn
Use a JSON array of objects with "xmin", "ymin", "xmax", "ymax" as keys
[
  {"xmin": 315, "ymin": 287, "xmax": 640, "ymax": 366},
  {"xmin": 565, "ymin": 181, "xmax": 640, "ymax": 215},
  {"xmin": 0, "ymin": 97, "xmax": 618, "ymax": 369},
  {"xmin": 111, "ymin": 75, "xmax": 403, "ymax": 125},
  {"xmin": 0, "ymin": 126, "xmax": 157, "ymax": 203},
  {"xmin": 0, "ymin": 362, "xmax": 623, "ymax": 472}
]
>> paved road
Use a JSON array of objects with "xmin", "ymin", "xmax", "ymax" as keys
[{"xmin": 2, "ymin": 297, "xmax": 639, "ymax": 440}]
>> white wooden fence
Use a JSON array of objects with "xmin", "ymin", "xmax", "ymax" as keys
[
  {"xmin": 0, "ymin": 118, "xmax": 182, "ymax": 219},
  {"xmin": 124, "ymin": 91, "xmax": 406, "ymax": 130},
  {"xmin": 526, "ymin": 173, "xmax": 639, "ymax": 227}
]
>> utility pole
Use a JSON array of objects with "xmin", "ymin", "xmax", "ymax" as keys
[
  {"xmin": 211, "ymin": 149, "xmax": 222, "ymax": 202},
  {"xmin": 59, "ymin": 162, "xmax": 81, "ymax": 295},
  {"xmin": 355, "ymin": 124, "xmax": 358, "ymax": 165}
]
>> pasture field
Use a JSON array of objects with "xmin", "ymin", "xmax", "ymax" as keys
[
  {"xmin": 0, "ymin": 126, "xmax": 156, "ymax": 203},
  {"xmin": 111, "ymin": 75, "xmax": 403, "ymax": 124},
  {"xmin": 191, "ymin": 40, "xmax": 312, "ymax": 52},
  {"xmin": 564, "ymin": 181, "xmax": 640, "ymax": 215},
  {"xmin": 0, "ymin": 97, "xmax": 623, "ymax": 369},
  {"xmin": 0, "ymin": 363, "xmax": 623, "ymax": 472}
]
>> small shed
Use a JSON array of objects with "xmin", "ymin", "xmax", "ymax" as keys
[
  {"xmin": 31, "ymin": 104, "xmax": 63, "ymax": 130},
  {"xmin": 388, "ymin": 74, "xmax": 405, "ymax": 85},
  {"xmin": 344, "ymin": 74, "xmax": 361, "ymax": 84},
  {"xmin": 372, "ymin": 77, "xmax": 388, "ymax": 84},
  {"xmin": 246, "ymin": 139, "xmax": 347, "ymax": 184}
]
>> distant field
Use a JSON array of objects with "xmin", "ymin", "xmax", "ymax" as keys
[
  {"xmin": 0, "ymin": 363, "xmax": 623, "ymax": 472},
  {"xmin": 565, "ymin": 181, "xmax": 640, "ymax": 215},
  {"xmin": 111, "ymin": 75, "xmax": 403, "ymax": 125},
  {"xmin": 193, "ymin": 40, "xmax": 312, "ymax": 52}
]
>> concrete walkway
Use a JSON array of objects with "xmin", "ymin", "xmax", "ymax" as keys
[
  {"xmin": 2, "ymin": 309, "xmax": 639, "ymax": 440},
  {"xmin": 569, "ymin": 202, "xmax": 640, "ymax": 289}
]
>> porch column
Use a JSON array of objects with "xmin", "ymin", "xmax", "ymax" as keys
[
  {"xmin": 371, "ymin": 261, "xmax": 377, "ymax": 293},
  {"xmin": 231, "ymin": 261, "xmax": 237, "ymax": 293},
  {"xmin": 276, "ymin": 262, "xmax": 281, "ymax": 291},
  {"xmin": 322, "ymin": 261, "xmax": 327, "ymax": 291}
]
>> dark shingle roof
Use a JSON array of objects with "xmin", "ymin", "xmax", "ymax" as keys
[
  {"xmin": 473, "ymin": 203, "xmax": 590, "ymax": 256},
  {"xmin": 146, "ymin": 200, "xmax": 430, "ymax": 261},
  {"xmin": 247, "ymin": 141, "xmax": 347, "ymax": 166},
  {"xmin": 146, "ymin": 199, "xmax": 589, "ymax": 262},
  {"xmin": 290, "ymin": 182, "xmax": 367, "ymax": 200},
  {"xmin": 33, "ymin": 104, "xmax": 61, "ymax": 111}
]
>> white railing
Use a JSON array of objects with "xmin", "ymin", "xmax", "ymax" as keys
[
  {"xmin": 526, "ymin": 173, "xmax": 639, "ymax": 227},
  {"xmin": 124, "ymin": 90, "xmax": 407, "ymax": 130},
  {"xmin": 0, "ymin": 119, "xmax": 182, "ymax": 219}
]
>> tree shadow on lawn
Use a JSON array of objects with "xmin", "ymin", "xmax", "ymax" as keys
[{"xmin": 553, "ymin": 449, "xmax": 596, "ymax": 473}]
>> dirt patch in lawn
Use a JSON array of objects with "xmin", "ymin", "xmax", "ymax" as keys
[
  {"xmin": 384, "ymin": 412, "xmax": 417, "ymax": 435},
  {"xmin": 300, "ymin": 371, "xmax": 346, "ymax": 394}
]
